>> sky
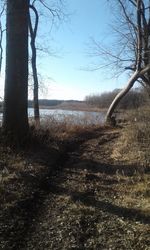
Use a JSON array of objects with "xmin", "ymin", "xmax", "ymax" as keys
[{"xmin": 0, "ymin": 0, "xmax": 128, "ymax": 101}]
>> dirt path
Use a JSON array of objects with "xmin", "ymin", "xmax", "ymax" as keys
[{"xmin": 0, "ymin": 128, "xmax": 149, "ymax": 249}]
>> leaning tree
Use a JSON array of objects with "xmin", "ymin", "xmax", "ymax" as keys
[
  {"xmin": 106, "ymin": 0, "xmax": 150, "ymax": 123},
  {"xmin": 92, "ymin": 0, "xmax": 150, "ymax": 123},
  {"xmin": 3, "ymin": 0, "xmax": 29, "ymax": 144}
]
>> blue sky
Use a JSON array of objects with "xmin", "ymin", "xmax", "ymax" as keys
[{"xmin": 0, "ymin": 0, "xmax": 127, "ymax": 100}]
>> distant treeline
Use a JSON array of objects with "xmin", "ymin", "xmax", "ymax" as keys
[
  {"xmin": 0, "ymin": 99, "xmax": 83, "ymax": 109},
  {"xmin": 28, "ymin": 99, "xmax": 83, "ymax": 107},
  {"xmin": 85, "ymin": 89, "xmax": 149, "ymax": 109}
]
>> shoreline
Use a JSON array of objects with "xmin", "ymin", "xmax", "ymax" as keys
[{"xmin": 38, "ymin": 105, "xmax": 107, "ymax": 113}]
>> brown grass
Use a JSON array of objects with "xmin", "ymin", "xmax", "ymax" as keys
[
  {"xmin": 112, "ymin": 106, "xmax": 150, "ymax": 168},
  {"xmin": 30, "ymin": 113, "xmax": 103, "ymax": 144},
  {"xmin": 0, "ymin": 107, "xmax": 150, "ymax": 249},
  {"xmin": 111, "ymin": 106, "xmax": 150, "ymax": 218}
]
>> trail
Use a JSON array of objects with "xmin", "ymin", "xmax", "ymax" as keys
[{"xmin": 0, "ymin": 128, "xmax": 149, "ymax": 250}]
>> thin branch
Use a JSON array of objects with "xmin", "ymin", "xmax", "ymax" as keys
[
  {"xmin": 29, "ymin": 5, "xmax": 39, "ymax": 40},
  {"xmin": 118, "ymin": 0, "xmax": 137, "ymax": 31}
]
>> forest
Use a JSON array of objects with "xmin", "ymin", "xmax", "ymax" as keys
[{"xmin": 0, "ymin": 1, "xmax": 150, "ymax": 249}]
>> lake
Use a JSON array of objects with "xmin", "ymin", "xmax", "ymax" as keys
[{"xmin": 0, "ymin": 108, "xmax": 105, "ymax": 125}]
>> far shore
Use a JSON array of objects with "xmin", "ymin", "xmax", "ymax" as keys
[
  {"xmin": 39, "ymin": 106, "xmax": 106, "ymax": 112},
  {"xmin": 38, "ymin": 102, "xmax": 107, "ymax": 113}
]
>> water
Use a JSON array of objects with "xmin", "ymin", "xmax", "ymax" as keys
[
  {"xmin": 0, "ymin": 108, "xmax": 105, "ymax": 125},
  {"xmin": 28, "ymin": 108, "xmax": 105, "ymax": 125}
]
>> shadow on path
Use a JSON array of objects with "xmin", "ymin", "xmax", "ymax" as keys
[{"xmin": 1, "ymin": 128, "xmax": 149, "ymax": 250}]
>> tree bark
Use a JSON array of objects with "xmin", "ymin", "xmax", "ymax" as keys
[
  {"xmin": 105, "ymin": 70, "xmax": 139, "ymax": 123},
  {"xmin": 29, "ymin": 5, "xmax": 40, "ymax": 125},
  {"xmin": 30, "ymin": 37, "xmax": 40, "ymax": 124},
  {"xmin": 3, "ymin": 0, "xmax": 29, "ymax": 144}
]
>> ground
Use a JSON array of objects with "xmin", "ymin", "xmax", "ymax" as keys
[{"xmin": 0, "ymin": 126, "xmax": 149, "ymax": 250}]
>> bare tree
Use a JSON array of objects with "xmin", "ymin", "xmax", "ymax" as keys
[
  {"xmin": 106, "ymin": 0, "xmax": 150, "ymax": 123},
  {"xmin": 92, "ymin": 0, "xmax": 150, "ymax": 124},
  {"xmin": 29, "ymin": 0, "xmax": 66, "ymax": 125},
  {"xmin": 29, "ymin": 3, "xmax": 40, "ymax": 124}
]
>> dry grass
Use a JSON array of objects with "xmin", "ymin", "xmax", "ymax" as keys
[
  {"xmin": 111, "ymin": 106, "xmax": 150, "ymax": 219},
  {"xmin": 30, "ymin": 113, "xmax": 103, "ymax": 144},
  {"xmin": 0, "ymin": 108, "xmax": 150, "ymax": 249},
  {"xmin": 113, "ymin": 173, "xmax": 150, "ymax": 218},
  {"xmin": 0, "ymin": 114, "xmax": 103, "ymax": 201},
  {"xmin": 112, "ymin": 106, "xmax": 150, "ymax": 168}
]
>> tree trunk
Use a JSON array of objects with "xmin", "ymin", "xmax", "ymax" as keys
[
  {"xmin": 29, "ymin": 5, "xmax": 40, "ymax": 125},
  {"xmin": 105, "ymin": 71, "xmax": 139, "ymax": 124},
  {"xmin": 3, "ymin": 0, "xmax": 29, "ymax": 144},
  {"xmin": 32, "ymin": 56, "xmax": 40, "ymax": 125},
  {"xmin": 30, "ymin": 38, "xmax": 40, "ymax": 124}
]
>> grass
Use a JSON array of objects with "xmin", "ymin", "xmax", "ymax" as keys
[
  {"xmin": 0, "ymin": 106, "xmax": 150, "ymax": 249},
  {"xmin": 30, "ymin": 113, "xmax": 105, "ymax": 145},
  {"xmin": 30, "ymin": 108, "xmax": 150, "ymax": 222},
  {"xmin": 112, "ymin": 106, "xmax": 150, "ymax": 168},
  {"xmin": 110, "ymin": 106, "xmax": 150, "ymax": 220}
]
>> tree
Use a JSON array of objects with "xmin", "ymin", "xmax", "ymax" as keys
[
  {"xmin": 85, "ymin": 88, "xmax": 147, "ymax": 109},
  {"xmin": 29, "ymin": 3, "xmax": 40, "ymax": 124},
  {"xmin": 92, "ymin": 0, "xmax": 150, "ymax": 124},
  {"xmin": 1, "ymin": 0, "xmax": 66, "ymax": 136},
  {"xmin": 29, "ymin": 0, "xmax": 66, "ymax": 125},
  {"xmin": 3, "ymin": 0, "xmax": 29, "ymax": 144},
  {"xmin": 106, "ymin": 0, "xmax": 150, "ymax": 123}
]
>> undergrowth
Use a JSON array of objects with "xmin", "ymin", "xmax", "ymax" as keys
[
  {"xmin": 29, "ymin": 115, "xmax": 104, "ymax": 146},
  {"xmin": 111, "ymin": 106, "xmax": 150, "ymax": 218},
  {"xmin": 112, "ymin": 106, "xmax": 150, "ymax": 169}
]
